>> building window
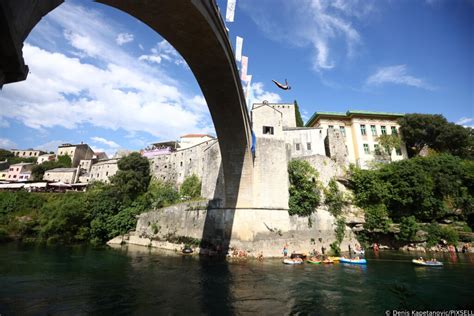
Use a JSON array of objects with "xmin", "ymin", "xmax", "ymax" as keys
[
  {"xmin": 381, "ymin": 126, "xmax": 387, "ymax": 135},
  {"xmin": 371, "ymin": 125, "xmax": 377, "ymax": 136},
  {"xmin": 396, "ymin": 147, "xmax": 402, "ymax": 156},
  {"xmin": 328, "ymin": 125, "xmax": 334, "ymax": 129},
  {"xmin": 391, "ymin": 126, "xmax": 398, "ymax": 135},
  {"xmin": 374, "ymin": 144, "xmax": 381, "ymax": 155},
  {"xmin": 263, "ymin": 126, "xmax": 274, "ymax": 135},
  {"xmin": 339, "ymin": 126, "xmax": 346, "ymax": 136},
  {"xmin": 360, "ymin": 124, "xmax": 367, "ymax": 136},
  {"xmin": 180, "ymin": 161, "xmax": 183, "ymax": 167},
  {"xmin": 13, "ymin": 175, "xmax": 17, "ymax": 178},
  {"xmin": 106, "ymin": 172, "xmax": 109, "ymax": 176},
  {"xmin": 363, "ymin": 144, "xmax": 370, "ymax": 154},
  {"xmin": 307, "ymin": 143, "xmax": 312, "ymax": 150},
  {"xmin": 295, "ymin": 143, "xmax": 300, "ymax": 151}
]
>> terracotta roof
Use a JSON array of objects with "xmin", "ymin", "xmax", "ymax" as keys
[{"xmin": 180, "ymin": 134, "xmax": 215, "ymax": 138}]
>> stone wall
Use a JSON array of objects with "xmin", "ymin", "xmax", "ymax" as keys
[
  {"xmin": 295, "ymin": 154, "xmax": 347, "ymax": 186},
  {"xmin": 121, "ymin": 201, "xmax": 359, "ymax": 258},
  {"xmin": 283, "ymin": 127, "xmax": 326, "ymax": 158},
  {"xmin": 150, "ymin": 140, "xmax": 216, "ymax": 188}
]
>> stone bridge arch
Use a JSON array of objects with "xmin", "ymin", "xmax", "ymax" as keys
[{"xmin": 0, "ymin": 0, "xmax": 256, "ymax": 208}]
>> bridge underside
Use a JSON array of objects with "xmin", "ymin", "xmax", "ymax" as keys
[{"xmin": 0, "ymin": 0, "xmax": 259, "ymax": 208}]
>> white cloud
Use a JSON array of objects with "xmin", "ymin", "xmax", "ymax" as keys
[
  {"xmin": 139, "ymin": 39, "xmax": 186, "ymax": 66},
  {"xmin": 91, "ymin": 136, "xmax": 120, "ymax": 148},
  {"xmin": 456, "ymin": 117, "xmax": 474, "ymax": 128},
  {"xmin": 1, "ymin": 3, "xmax": 213, "ymax": 142},
  {"xmin": 366, "ymin": 65, "xmax": 435, "ymax": 90},
  {"xmin": 248, "ymin": 82, "xmax": 282, "ymax": 107},
  {"xmin": 116, "ymin": 32, "xmax": 134, "ymax": 45},
  {"xmin": 138, "ymin": 54, "xmax": 162, "ymax": 64},
  {"xmin": 0, "ymin": 138, "xmax": 17, "ymax": 149},
  {"xmin": 240, "ymin": 0, "xmax": 373, "ymax": 71}
]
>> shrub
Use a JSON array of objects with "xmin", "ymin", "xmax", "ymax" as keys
[
  {"xmin": 180, "ymin": 174, "xmax": 201, "ymax": 199},
  {"xmin": 324, "ymin": 178, "xmax": 346, "ymax": 217},
  {"xmin": 147, "ymin": 178, "xmax": 180, "ymax": 209},
  {"xmin": 397, "ymin": 216, "xmax": 420, "ymax": 242},
  {"xmin": 288, "ymin": 160, "xmax": 321, "ymax": 216},
  {"xmin": 364, "ymin": 204, "xmax": 392, "ymax": 233}
]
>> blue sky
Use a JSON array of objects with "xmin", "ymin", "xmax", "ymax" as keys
[{"xmin": 0, "ymin": 0, "xmax": 472, "ymax": 156}]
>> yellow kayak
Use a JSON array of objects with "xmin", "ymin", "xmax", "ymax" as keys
[{"xmin": 328, "ymin": 256, "xmax": 341, "ymax": 262}]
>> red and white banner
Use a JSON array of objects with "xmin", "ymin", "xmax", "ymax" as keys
[
  {"xmin": 226, "ymin": 0, "xmax": 236, "ymax": 22},
  {"xmin": 235, "ymin": 36, "xmax": 243, "ymax": 62},
  {"xmin": 240, "ymin": 55, "xmax": 248, "ymax": 81}
]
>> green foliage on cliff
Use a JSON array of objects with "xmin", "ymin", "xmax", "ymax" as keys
[
  {"xmin": 397, "ymin": 216, "xmax": 420, "ymax": 242},
  {"xmin": 324, "ymin": 178, "xmax": 347, "ymax": 217},
  {"xmin": 147, "ymin": 178, "xmax": 180, "ymax": 209},
  {"xmin": 425, "ymin": 223, "xmax": 459, "ymax": 247},
  {"xmin": 351, "ymin": 154, "xmax": 473, "ymax": 225},
  {"xmin": 364, "ymin": 204, "xmax": 392, "ymax": 233},
  {"xmin": 288, "ymin": 160, "xmax": 321, "ymax": 216},
  {"xmin": 180, "ymin": 174, "xmax": 201, "ymax": 199}
]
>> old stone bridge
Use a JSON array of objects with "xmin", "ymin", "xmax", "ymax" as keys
[{"xmin": 0, "ymin": 0, "xmax": 288, "ymax": 210}]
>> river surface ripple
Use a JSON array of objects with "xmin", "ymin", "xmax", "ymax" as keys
[{"xmin": 1, "ymin": 243, "xmax": 473, "ymax": 315}]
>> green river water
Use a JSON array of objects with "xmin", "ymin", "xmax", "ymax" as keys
[{"xmin": 1, "ymin": 243, "xmax": 473, "ymax": 315}]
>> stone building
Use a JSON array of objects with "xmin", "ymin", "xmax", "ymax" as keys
[
  {"xmin": 149, "ymin": 139, "xmax": 216, "ymax": 187},
  {"xmin": 0, "ymin": 169, "xmax": 9, "ymax": 181},
  {"xmin": 37, "ymin": 154, "xmax": 56, "ymax": 164},
  {"xmin": 10, "ymin": 149, "xmax": 45, "ymax": 158},
  {"xmin": 89, "ymin": 159, "xmax": 119, "ymax": 183},
  {"xmin": 178, "ymin": 134, "xmax": 215, "ymax": 150},
  {"xmin": 57, "ymin": 143, "xmax": 94, "ymax": 167},
  {"xmin": 43, "ymin": 168, "xmax": 77, "ymax": 184},
  {"xmin": 306, "ymin": 110, "xmax": 408, "ymax": 168},
  {"xmin": 6, "ymin": 162, "xmax": 34, "ymax": 182}
]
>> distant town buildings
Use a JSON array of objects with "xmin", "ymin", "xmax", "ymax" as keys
[
  {"xmin": 11, "ymin": 149, "xmax": 45, "ymax": 158},
  {"xmin": 7, "ymin": 162, "xmax": 34, "ymax": 182},
  {"xmin": 43, "ymin": 168, "xmax": 77, "ymax": 184},
  {"xmin": 0, "ymin": 103, "xmax": 410, "ymax": 190},
  {"xmin": 89, "ymin": 158, "xmax": 119, "ymax": 183},
  {"xmin": 57, "ymin": 143, "xmax": 94, "ymax": 167}
]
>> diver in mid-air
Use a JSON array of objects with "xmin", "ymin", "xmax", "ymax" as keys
[{"xmin": 271, "ymin": 79, "xmax": 291, "ymax": 90}]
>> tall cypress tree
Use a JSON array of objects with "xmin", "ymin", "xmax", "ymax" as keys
[{"xmin": 294, "ymin": 100, "xmax": 304, "ymax": 127}]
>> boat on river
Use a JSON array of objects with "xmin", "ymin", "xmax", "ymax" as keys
[
  {"xmin": 412, "ymin": 259, "xmax": 443, "ymax": 267},
  {"xmin": 283, "ymin": 258, "xmax": 304, "ymax": 265},
  {"xmin": 307, "ymin": 259, "xmax": 322, "ymax": 264},
  {"xmin": 339, "ymin": 258, "xmax": 367, "ymax": 265},
  {"xmin": 328, "ymin": 256, "xmax": 341, "ymax": 262}
]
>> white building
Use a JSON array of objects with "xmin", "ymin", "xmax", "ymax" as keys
[
  {"xmin": 43, "ymin": 168, "xmax": 77, "ymax": 184},
  {"xmin": 89, "ymin": 159, "xmax": 119, "ymax": 183},
  {"xmin": 178, "ymin": 134, "xmax": 215, "ymax": 150},
  {"xmin": 306, "ymin": 110, "xmax": 409, "ymax": 168},
  {"xmin": 37, "ymin": 154, "xmax": 56, "ymax": 164},
  {"xmin": 11, "ymin": 149, "xmax": 45, "ymax": 158},
  {"xmin": 57, "ymin": 143, "xmax": 94, "ymax": 167}
]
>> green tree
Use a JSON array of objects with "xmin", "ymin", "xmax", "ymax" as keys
[
  {"xmin": 294, "ymin": 100, "xmax": 304, "ymax": 127},
  {"xmin": 111, "ymin": 152, "xmax": 150, "ymax": 200},
  {"xmin": 57, "ymin": 155, "xmax": 72, "ymax": 167},
  {"xmin": 398, "ymin": 113, "xmax": 473, "ymax": 158},
  {"xmin": 180, "ymin": 174, "xmax": 201, "ymax": 199},
  {"xmin": 147, "ymin": 178, "xmax": 180, "ymax": 208},
  {"xmin": 376, "ymin": 134, "xmax": 402, "ymax": 161},
  {"xmin": 288, "ymin": 160, "xmax": 321, "ymax": 216}
]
